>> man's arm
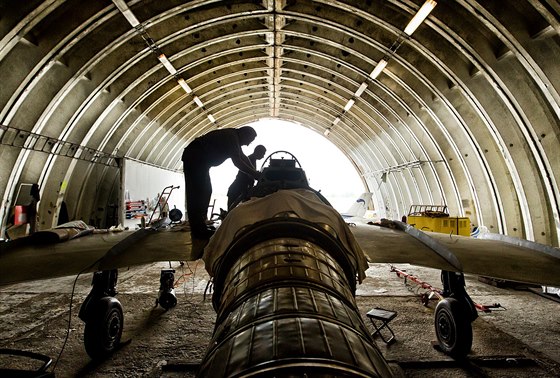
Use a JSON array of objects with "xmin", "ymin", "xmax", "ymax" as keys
[{"xmin": 231, "ymin": 152, "xmax": 261, "ymax": 180}]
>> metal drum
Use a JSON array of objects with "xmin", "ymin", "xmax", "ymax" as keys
[{"xmin": 198, "ymin": 219, "xmax": 393, "ymax": 377}]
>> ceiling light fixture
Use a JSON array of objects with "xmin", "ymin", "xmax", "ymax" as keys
[
  {"xmin": 112, "ymin": 0, "xmax": 140, "ymax": 27},
  {"xmin": 324, "ymin": 128, "xmax": 331, "ymax": 137},
  {"xmin": 158, "ymin": 54, "xmax": 177, "ymax": 75},
  {"xmin": 343, "ymin": 99, "xmax": 355, "ymax": 112},
  {"xmin": 207, "ymin": 114, "xmax": 216, "ymax": 123},
  {"xmin": 177, "ymin": 78, "xmax": 192, "ymax": 94},
  {"xmin": 403, "ymin": 0, "xmax": 437, "ymax": 36},
  {"xmin": 333, "ymin": 117, "xmax": 341, "ymax": 125},
  {"xmin": 193, "ymin": 96, "xmax": 204, "ymax": 108},
  {"xmin": 369, "ymin": 59, "xmax": 388, "ymax": 80},
  {"xmin": 355, "ymin": 82, "xmax": 368, "ymax": 97}
]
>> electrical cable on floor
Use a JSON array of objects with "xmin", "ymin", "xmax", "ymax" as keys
[
  {"xmin": 51, "ymin": 257, "xmax": 102, "ymax": 373},
  {"xmin": 190, "ymin": 260, "xmax": 199, "ymax": 294},
  {"xmin": 174, "ymin": 269, "xmax": 193, "ymax": 287},
  {"xmin": 178, "ymin": 261, "xmax": 204, "ymax": 317},
  {"xmin": 174, "ymin": 268, "xmax": 195, "ymax": 306}
]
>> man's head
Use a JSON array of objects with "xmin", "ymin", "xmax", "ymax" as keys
[
  {"xmin": 237, "ymin": 126, "xmax": 257, "ymax": 146},
  {"xmin": 253, "ymin": 145, "xmax": 267, "ymax": 159}
]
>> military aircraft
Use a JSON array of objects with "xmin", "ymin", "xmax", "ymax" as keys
[
  {"xmin": 1, "ymin": 151, "xmax": 559, "ymax": 377},
  {"xmin": 340, "ymin": 192, "xmax": 374, "ymax": 222}
]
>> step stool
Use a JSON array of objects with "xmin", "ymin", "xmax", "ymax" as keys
[{"xmin": 366, "ymin": 307, "xmax": 397, "ymax": 344}]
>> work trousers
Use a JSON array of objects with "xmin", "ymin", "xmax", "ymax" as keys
[{"xmin": 183, "ymin": 146, "xmax": 212, "ymax": 237}]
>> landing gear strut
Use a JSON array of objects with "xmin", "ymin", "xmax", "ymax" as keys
[
  {"xmin": 156, "ymin": 269, "xmax": 177, "ymax": 310},
  {"xmin": 79, "ymin": 270, "xmax": 123, "ymax": 360},
  {"xmin": 434, "ymin": 271, "xmax": 478, "ymax": 359}
]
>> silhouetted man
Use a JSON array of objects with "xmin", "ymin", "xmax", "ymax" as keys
[
  {"xmin": 227, "ymin": 144, "xmax": 266, "ymax": 210},
  {"xmin": 182, "ymin": 126, "xmax": 260, "ymax": 239}
]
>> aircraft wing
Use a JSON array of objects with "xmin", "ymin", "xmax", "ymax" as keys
[
  {"xmin": 351, "ymin": 221, "xmax": 560, "ymax": 287},
  {"xmin": 0, "ymin": 228, "xmax": 193, "ymax": 286},
  {"xmin": 3, "ymin": 214, "xmax": 559, "ymax": 289}
]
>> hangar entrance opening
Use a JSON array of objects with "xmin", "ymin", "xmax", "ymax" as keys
[{"xmin": 209, "ymin": 119, "xmax": 366, "ymax": 214}]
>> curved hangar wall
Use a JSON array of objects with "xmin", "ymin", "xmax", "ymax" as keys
[{"xmin": 0, "ymin": 1, "xmax": 559, "ymax": 245}]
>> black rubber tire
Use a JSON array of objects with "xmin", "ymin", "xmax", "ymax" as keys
[
  {"xmin": 158, "ymin": 290, "xmax": 177, "ymax": 310},
  {"xmin": 84, "ymin": 297, "xmax": 124, "ymax": 360},
  {"xmin": 434, "ymin": 297, "xmax": 472, "ymax": 359}
]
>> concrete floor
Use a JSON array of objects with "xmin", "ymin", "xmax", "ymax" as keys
[{"xmin": 1, "ymin": 261, "xmax": 559, "ymax": 377}]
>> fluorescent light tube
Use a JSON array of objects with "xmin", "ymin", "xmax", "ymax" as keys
[
  {"xmin": 333, "ymin": 117, "xmax": 341, "ymax": 125},
  {"xmin": 355, "ymin": 82, "xmax": 368, "ymax": 97},
  {"xmin": 158, "ymin": 54, "xmax": 177, "ymax": 75},
  {"xmin": 343, "ymin": 99, "xmax": 355, "ymax": 112},
  {"xmin": 178, "ymin": 78, "xmax": 192, "ymax": 94},
  {"xmin": 112, "ymin": 0, "xmax": 140, "ymax": 27},
  {"xmin": 113, "ymin": 0, "xmax": 130, "ymax": 13},
  {"xmin": 207, "ymin": 114, "xmax": 216, "ymax": 123},
  {"xmin": 324, "ymin": 129, "xmax": 331, "ymax": 137},
  {"xmin": 404, "ymin": 0, "xmax": 437, "ymax": 36},
  {"xmin": 369, "ymin": 59, "xmax": 388, "ymax": 80},
  {"xmin": 194, "ymin": 96, "xmax": 204, "ymax": 108},
  {"xmin": 121, "ymin": 9, "xmax": 140, "ymax": 27}
]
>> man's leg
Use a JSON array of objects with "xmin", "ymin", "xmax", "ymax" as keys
[
  {"xmin": 200, "ymin": 169, "xmax": 212, "ymax": 224},
  {"xmin": 184, "ymin": 162, "xmax": 209, "ymax": 238},
  {"xmin": 226, "ymin": 181, "xmax": 241, "ymax": 211}
]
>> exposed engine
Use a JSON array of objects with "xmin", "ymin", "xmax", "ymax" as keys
[{"xmin": 198, "ymin": 152, "xmax": 393, "ymax": 377}]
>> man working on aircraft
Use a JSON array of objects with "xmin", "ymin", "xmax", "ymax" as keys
[
  {"xmin": 182, "ymin": 126, "xmax": 260, "ymax": 239},
  {"xmin": 227, "ymin": 144, "xmax": 266, "ymax": 210}
]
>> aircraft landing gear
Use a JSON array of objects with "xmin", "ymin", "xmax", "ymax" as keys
[
  {"xmin": 83, "ymin": 297, "xmax": 123, "ymax": 359},
  {"xmin": 79, "ymin": 270, "xmax": 124, "ymax": 360},
  {"xmin": 435, "ymin": 297, "xmax": 473, "ymax": 358},
  {"xmin": 434, "ymin": 271, "xmax": 478, "ymax": 359},
  {"xmin": 156, "ymin": 269, "xmax": 177, "ymax": 310}
]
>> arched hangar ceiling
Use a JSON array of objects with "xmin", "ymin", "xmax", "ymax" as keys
[{"xmin": 1, "ymin": 0, "xmax": 559, "ymax": 246}]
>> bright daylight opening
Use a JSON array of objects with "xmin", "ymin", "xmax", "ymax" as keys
[{"xmin": 209, "ymin": 119, "xmax": 365, "ymax": 213}]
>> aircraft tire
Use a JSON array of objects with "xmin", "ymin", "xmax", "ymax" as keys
[
  {"xmin": 158, "ymin": 290, "xmax": 177, "ymax": 310},
  {"xmin": 84, "ymin": 297, "xmax": 124, "ymax": 360},
  {"xmin": 434, "ymin": 297, "xmax": 472, "ymax": 359}
]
